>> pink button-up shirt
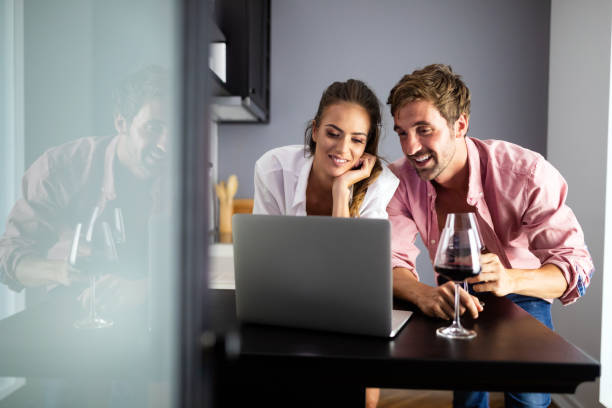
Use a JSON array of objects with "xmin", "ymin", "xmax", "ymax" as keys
[{"xmin": 387, "ymin": 137, "xmax": 594, "ymax": 305}]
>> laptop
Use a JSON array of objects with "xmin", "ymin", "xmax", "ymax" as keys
[{"xmin": 232, "ymin": 214, "xmax": 412, "ymax": 337}]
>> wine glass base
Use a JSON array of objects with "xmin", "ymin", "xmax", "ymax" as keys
[
  {"xmin": 436, "ymin": 325, "xmax": 476, "ymax": 340},
  {"xmin": 74, "ymin": 317, "xmax": 114, "ymax": 330}
]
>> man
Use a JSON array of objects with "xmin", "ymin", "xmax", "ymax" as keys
[
  {"xmin": 386, "ymin": 64, "xmax": 594, "ymax": 408},
  {"xmin": 0, "ymin": 65, "xmax": 169, "ymax": 310}
]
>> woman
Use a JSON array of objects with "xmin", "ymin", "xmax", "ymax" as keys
[
  {"xmin": 253, "ymin": 79, "xmax": 398, "ymax": 219},
  {"xmin": 253, "ymin": 79, "xmax": 396, "ymax": 408}
]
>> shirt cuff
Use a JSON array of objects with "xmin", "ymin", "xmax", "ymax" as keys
[
  {"xmin": 1, "ymin": 250, "xmax": 36, "ymax": 293},
  {"xmin": 544, "ymin": 259, "xmax": 579, "ymax": 305},
  {"xmin": 392, "ymin": 259, "xmax": 419, "ymax": 281}
]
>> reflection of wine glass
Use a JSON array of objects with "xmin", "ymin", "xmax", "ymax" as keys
[
  {"xmin": 434, "ymin": 213, "xmax": 482, "ymax": 340},
  {"xmin": 113, "ymin": 208, "xmax": 126, "ymax": 246},
  {"xmin": 73, "ymin": 207, "xmax": 114, "ymax": 329}
]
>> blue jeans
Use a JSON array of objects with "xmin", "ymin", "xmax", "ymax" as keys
[{"xmin": 453, "ymin": 294, "xmax": 553, "ymax": 408}]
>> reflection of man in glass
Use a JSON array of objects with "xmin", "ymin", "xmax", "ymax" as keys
[{"xmin": 0, "ymin": 65, "xmax": 168, "ymax": 310}]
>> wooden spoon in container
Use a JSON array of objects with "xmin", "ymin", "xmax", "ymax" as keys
[{"xmin": 216, "ymin": 175, "xmax": 238, "ymax": 243}]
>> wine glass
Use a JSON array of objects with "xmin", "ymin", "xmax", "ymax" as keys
[
  {"xmin": 434, "ymin": 213, "xmax": 482, "ymax": 339},
  {"xmin": 73, "ymin": 207, "xmax": 115, "ymax": 329}
]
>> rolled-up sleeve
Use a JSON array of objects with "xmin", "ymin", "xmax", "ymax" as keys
[
  {"xmin": 0, "ymin": 213, "xmax": 38, "ymax": 292},
  {"xmin": 387, "ymin": 181, "xmax": 420, "ymax": 280},
  {"xmin": 0, "ymin": 147, "xmax": 79, "ymax": 291},
  {"xmin": 0, "ymin": 163, "xmax": 64, "ymax": 292},
  {"xmin": 521, "ymin": 159, "xmax": 594, "ymax": 305}
]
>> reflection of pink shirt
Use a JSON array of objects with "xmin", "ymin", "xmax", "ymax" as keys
[
  {"xmin": 0, "ymin": 136, "xmax": 119, "ymax": 292},
  {"xmin": 387, "ymin": 137, "xmax": 594, "ymax": 305},
  {"xmin": 0, "ymin": 135, "xmax": 158, "ymax": 292}
]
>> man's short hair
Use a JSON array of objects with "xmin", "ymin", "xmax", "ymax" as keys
[
  {"xmin": 387, "ymin": 64, "xmax": 471, "ymax": 126},
  {"xmin": 113, "ymin": 65, "xmax": 168, "ymax": 123}
]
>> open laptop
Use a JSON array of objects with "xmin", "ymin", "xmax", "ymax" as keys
[{"xmin": 232, "ymin": 214, "xmax": 412, "ymax": 338}]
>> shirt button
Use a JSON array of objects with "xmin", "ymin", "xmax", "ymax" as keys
[{"xmin": 431, "ymin": 240, "xmax": 436, "ymax": 245}]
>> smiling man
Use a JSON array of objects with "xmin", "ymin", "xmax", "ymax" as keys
[
  {"xmin": 386, "ymin": 64, "xmax": 594, "ymax": 408},
  {"xmin": 0, "ymin": 65, "xmax": 169, "ymax": 302}
]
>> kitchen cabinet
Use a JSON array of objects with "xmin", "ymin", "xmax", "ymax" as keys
[{"xmin": 213, "ymin": 0, "xmax": 270, "ymax": 123}]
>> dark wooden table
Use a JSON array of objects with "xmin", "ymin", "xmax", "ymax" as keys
[
  {"xmin": 0, "ymin": 290, "xmax": 173, "ymax": 406},
  {"xmin": 210, "ymin": 289, "xmax": 599, "ymax": 407},
  {"xmin": 0, "ymin": 288, "xmax": 600, "ymax": 407},
  {"xmin": 0, "ymin": 291, "xmax": 158, "ymax": 379}
]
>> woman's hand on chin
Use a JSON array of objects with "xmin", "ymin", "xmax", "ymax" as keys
[
  {"xmin": 330, "ymin": 153, "xmax": 376, "ymax": 217},
  {"xmin": 332, "ymin": 153, "xmax": 376, "ymax": 194}
]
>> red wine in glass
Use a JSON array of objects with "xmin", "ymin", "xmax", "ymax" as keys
[{"xmin": 434, "ymin": 265, "xmax": 481, "ymax": 282}]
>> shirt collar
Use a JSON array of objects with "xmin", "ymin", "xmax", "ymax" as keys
[
  {"xmin": 292, "ymin": 152, "xmax": 314, "ymax": 213},
  {"xmin": 102, "ymin": 134, "xmax": 163, "ymax": 208},
  {"xmin": 465, "ymin": 137, "xmax": 485, "ymax": 205},
  {"xmin": 423, "ymin": 137, "xmax": 484, "ymax": 203}
]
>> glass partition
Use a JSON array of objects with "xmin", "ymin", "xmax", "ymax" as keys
[{"xmin": 0, "ymin": 1, "xmax": 204, "ymax": 406}]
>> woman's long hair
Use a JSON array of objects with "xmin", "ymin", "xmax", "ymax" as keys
[{"xmin": 304, "ymin": 79, "xmax": 383, "ymax": 217}]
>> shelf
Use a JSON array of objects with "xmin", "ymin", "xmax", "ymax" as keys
[{"xmin": 210, "ymin": 96, "xmax": 266, "ymax": 122}]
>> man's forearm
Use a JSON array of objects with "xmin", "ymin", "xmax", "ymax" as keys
[
  {"xmin": 393, "ymin": 267, "xmax": 425, "ymax": 303},
  {"xmin": 15, "ymin": 255, "xmax": 62, "ymax": 287},
  {"xmin": 508, "ymin": 264, "xmax": 568, "ymax": 300}
]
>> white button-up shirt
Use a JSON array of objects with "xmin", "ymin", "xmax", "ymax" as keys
[{"xmin": 253, "ymin": 145, "xmax": 399, "ymax": 219}]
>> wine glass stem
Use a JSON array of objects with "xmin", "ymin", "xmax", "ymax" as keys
[{"xmin": 454, "ymin": 282, "xmax": 462, "ymax": 329}]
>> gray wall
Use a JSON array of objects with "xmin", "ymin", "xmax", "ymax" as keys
[
  {"xmin": 219, "ymin": 0, "xmax": 550, "ymax": 198},
  {"xmin": 23, "ymin": 0, "xmax": 177, "ymax": 168},
  {"xmin": 218, "ymin": 0, "xmax": 551, "ymax": 285},
  {"xmin": 548, "ymin": 1, "xmax": 611, "ymax": 407},
  {"xmin": 24, "ymin": 0, "xmax": 94, "ymax": 167}
]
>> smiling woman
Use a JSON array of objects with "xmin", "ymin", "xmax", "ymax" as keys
[
  {"xmin": 251, "ymin": 78, "xmax": 399, "ymax": 407},
  {"xmin": 253, "ymin": 79, "xmax": 399, "ymax": 219}
]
